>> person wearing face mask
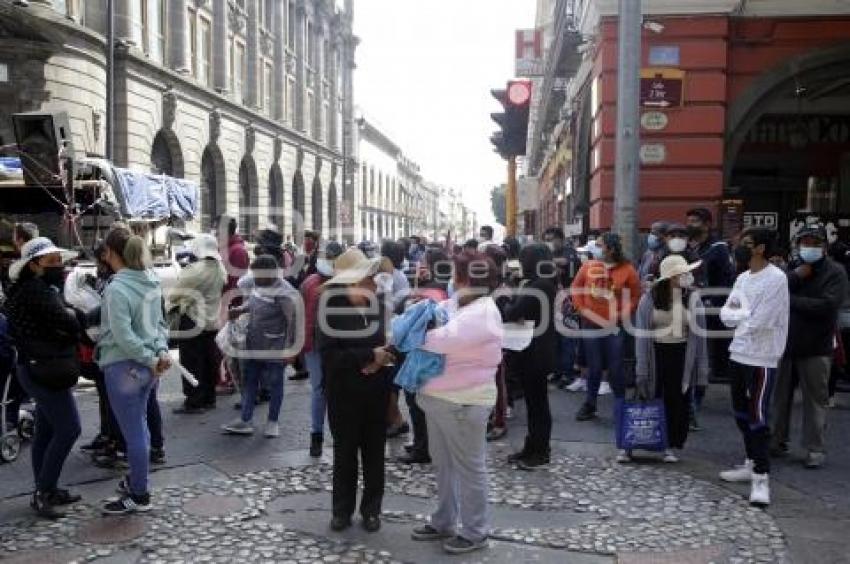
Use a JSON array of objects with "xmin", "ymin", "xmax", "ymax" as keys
[
  {"xmin": 719, "ymin": 228, "xmax": 789, "ymax": 506},
  {"xmin": 633, "ymin": 255, "xmax": 709, "ymax": 464},
  {"xmin": 300, "ymin": 242, "xmax": 344, "ymax": 457},
  {"xmin": 295, "ymin": 230, "xmax": 321, "ymax": 287},
  {"xmin": 5, "ymin": 237, "xmax": 82, "ymax": 519},
  {"xmin": 771, "ymin": 227, "xmax": 848, "ymax": 469},
  {"xmin": 638, "ymin": 221, "xmax": 670, "ymax": 283},
  {"xmin": 570, "ymin": 233, "xmax": 641, "ymax": 422}
]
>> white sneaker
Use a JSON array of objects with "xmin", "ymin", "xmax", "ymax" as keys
[
  {"xmin": 749, "ymin": 473, "xmax": 770, "ymax": 506},
  {"xmin": 615, "ymin": 449, "xmax": 632, "ymax": 463},
  {"xmin": 264, "ymin": 422, "xmax": 280, "ymax": 438},
  {"xmin": 719, "ymin": 459, "xmax": 753, "ymax": 482},
  {"xmin": 566, "ymin": 378, "xmax": 587, "ymax": 392},
  {"xmin": 663, "ymin": 449, "xmax": 679, "ymax": 463},
  {"xmin": 222, "ymin": 419, "xmax": 254, "ymax": 435},
  {"xmin": 598, "ymin": 381, "xmax": 612, "ymax": 395}
]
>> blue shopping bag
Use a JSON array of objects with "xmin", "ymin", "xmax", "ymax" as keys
[{"xmin": 615, "ymin": 398, "xmax": 668, "ymax": 452}]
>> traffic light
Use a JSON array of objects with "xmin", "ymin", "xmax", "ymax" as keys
[
  {"xmin": 490, "ymin": 80, "xmax": 531, "ymax": 158},
  {"xmin": 11, "ymin": 111, "xmax": 73, "ymax": 188}
]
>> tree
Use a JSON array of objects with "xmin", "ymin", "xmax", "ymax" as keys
[{"xmin": 490, "ymin": 184, "xmax": 506, "ymax": 225}]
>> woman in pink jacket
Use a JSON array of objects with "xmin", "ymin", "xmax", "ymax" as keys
[{"xmin": 410, "ymin": 252, "xmax": 504, "ymax": 556}]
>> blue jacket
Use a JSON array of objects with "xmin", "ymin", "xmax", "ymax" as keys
[{"xmin": 392, "ymin": 299, "xmax": 446, "ymax": 393}]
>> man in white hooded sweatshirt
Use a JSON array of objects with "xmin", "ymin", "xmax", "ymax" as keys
[{"xmin": 719, "ymin": 227, "xmax": 789, "ymax": 507}]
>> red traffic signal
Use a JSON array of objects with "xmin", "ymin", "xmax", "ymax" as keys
[{"xmin": 489, "ymin": 80, "xmax": 531, "ymax": 158}]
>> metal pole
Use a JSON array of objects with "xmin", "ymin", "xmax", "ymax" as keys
[
  {"xmin": 506, "ymin": 156, "xmax": 517, "ymax": 237},
  {"xmin": 106, "ymin": 0, "xmax": 115, "ymax": 161},
  {"xmin": 613, "ymin": 0, "xmax": 641, "ymax": 258}
]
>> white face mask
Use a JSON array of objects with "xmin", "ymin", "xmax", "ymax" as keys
[
  {"xmin": 668, "ymin": 238, "xmax": 688, "ymax": 253},
  {"xmin": 678, "ymin": 272, "xmax": 695, "ymax": 289},
  {"xmin": 316, "ymin": 258, "xmax": 334, "ymax": 277}
]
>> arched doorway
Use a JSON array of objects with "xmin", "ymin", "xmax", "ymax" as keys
[
  {"xmin": 328, "ymin": 182, "xmax": 338, "ymax": 239},
  {"xmin": 311, "ymin": 177, "xmax": 323, "ymax": 234},
  {"xmin": 150, "ymin": 130, "xmax": 184, "ymax": 178},
  {"xmin": 200, "ymin": 145, "xmax": 225, "ymax": 230},
  {"xmin": 292, "ymin": 170, "xmax": 306, "ymax": 241},
  {"xmin": 725, "ymin": 44, "xmax": 850, "ymax": 244},
  {"xmin": 268, "ymin": 165, "xmax": 285, "ymax": 232},
  {"xmin": 238, "ymin": 157, "xmax": 258, "ymax": 239}
]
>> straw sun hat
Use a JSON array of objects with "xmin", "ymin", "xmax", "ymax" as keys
[
  {"xmin": 324, "ymin": 247, "xmax": 382, "ymax": 286},
  {"xmin": 655, "ymin": 254, "xmax": 702, "ymax": 284}
]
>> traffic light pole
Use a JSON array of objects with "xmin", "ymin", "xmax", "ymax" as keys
[
  {"xmin": 613, "ymin": 0, "xmax": 641, "ymax": 259},
  {"xmin": 506, "ymin": 156, "xmax": 517, "ymax": 237}
]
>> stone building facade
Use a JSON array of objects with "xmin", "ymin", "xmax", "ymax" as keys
[
  {"xmin": 0, "ymin": 0, "xmax": 356, "ymax": 242},
  {"xmin": 354, "ymin": 114, "xmax": 441, "ymax": 243}
]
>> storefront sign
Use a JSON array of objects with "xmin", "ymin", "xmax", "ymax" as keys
[
  {"xmin": 746, "ymin": 114, "xmax": 850, "ymax": 148},
  {"xmin": 640, "ymin": 111, "xmax": 669, "ymax": 131},
  {"xmin": 515, "ymin": 29, "xmax": 544, "ymax": 77},
  {"xmin": 639, "ymin": 144, "xmax": 667, "ymax": 164},
  {"xmin": 649, "ymin": 46, "xmax": 680, "ymax": 66},
  {"xmin": 743, "ymin": 212, "xmax": 778, "ymax": 230},
  {"xmin": 720, "ymin": 200, "xmax": 744, "ymax": 241},
  {"xmin": 640, "ymin": 68, "xmax": 685, "ymax": 109}
]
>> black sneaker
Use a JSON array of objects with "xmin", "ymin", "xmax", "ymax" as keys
[
  {"xmin": 172, "ymin": 404, "xmax": 205, "ymax": 415},
  {"xmin": 507, "ymin": 438, "xmax": 533, "ymax": 463},
  {"xmin": 150, "ymin": 447, "xmax": 166, "ymax": 465},
  {"xmin": 386, "ymin": 421, "xmax": 410, "ymax": 438},
  {"xmin": 46, "ymin": 488, "xmax": 81, "ymax": 506},
  {"xmin": 362, "ymin": 515, "xmax": 381, "ymax": 533},
  {"xmin": 102, "ymin": 493, "xmax": 152, "ymax": 515},
  {"xmin": 575, "ymin": 403, "xmax": 597, "ymax": 421},
  {"xmin": 31, "ymin": 491, "xmax": 65, "ymax": 519},
  {"xmin": 309, "ymin": 433, "xmax": 323, "ymax": 458},
  {"xmin": 411, "ymin": 524, "xmax": 454, "ymax": 541},
  {"xmin": 397, "ymin": 452, "xmax": 432, "ymax": 464},
  {"xmin": 517, "ymin": 454, "xmax": 550, "ymax": 471},
  {"xmin": 288, "ymin": 371, "xmax": 309, "ymax": 381},
  {"xmin": 80, "ymin": 434, "xmax": 110, "ymax": 452},
  {"xmin": 330, "ymin": 515, "xmax": 352, "ymax": 531},
  {"xmin": 443, "ymin": 535, "xmax": 488, "ymax": 555}
]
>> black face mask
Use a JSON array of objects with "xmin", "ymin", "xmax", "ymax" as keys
[
  {"xmin": 734, "ymin": 245, "xmax": 753, "ymax": 266},
  {"xmin": 41, "ymin": 265, "xmax": 66, "ymax": 288},
  {"xmin": 686, "ymin": 225, "xmax": 704, "ymax": 239}
]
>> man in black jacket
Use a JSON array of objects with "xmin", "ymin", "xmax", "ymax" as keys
[{"xmin": 772, "ymin": 227, "xmax": 848, "ymax": 469}]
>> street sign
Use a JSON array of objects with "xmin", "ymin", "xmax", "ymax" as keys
[
  {"xmin": 640, "ymin": 68, "xmax": 685, "ymax": 109},
  {"xmin": 515, "ymin": 29, "xmax": 544, "ymax": 77},
  {"xmin": 649, "ymin": 46, "xmax": 680, "ymax": 66},
  {"xmin": 639, "ymin": 144, "xmax": 667, "ymax": 165},
  {"xmin": 743, "ymin": 212, "xmax": 778, "ymax": 230},
  {"xmin": 640, "ymin": 111, "xmax": 669, "ymax": 131}
]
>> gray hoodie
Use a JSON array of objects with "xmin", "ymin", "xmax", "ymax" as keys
[
  {"xmin": 634, "ymin": 291, "xmax": 710, "ymax": 396},
  {"xmin": 242, "ymin": 277, "xmax": 300, "ymax": 356}
]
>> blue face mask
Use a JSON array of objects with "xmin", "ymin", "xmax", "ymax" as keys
[
  {"xmin": 590, "ymin": 246, "xmax": 605, "ymax": 260},
  {"xmin": 647, "ymin": 234, "xmax": 661, "ymax": 250},
  {"xmin": 799, "ymin": 246, "xmax": 824, "ymax": 264}
]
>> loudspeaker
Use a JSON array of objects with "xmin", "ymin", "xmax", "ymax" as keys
[{"xmin": 11, "ymin": 111, "xmax": 73, "ymax": 188}]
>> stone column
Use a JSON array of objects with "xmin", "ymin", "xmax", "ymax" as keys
[
  {"xmin": 295, "ymin": 0, "xmax": 306, "ymax": 132},
  {"xmin": 245, "ymin": 0, "xmax": 259, "ymax": 108},
  {"xmin": 168, "ymin": 0, "xmax": 190, "ymax": 73},
  {"xmin": 273, "ymin": 0, "xmax": 285, "ymax": 121},
  {"xmin": 213, "ymin": 0, "xmax": 229, "ymax": 93},
  {"xmin": 114, "ymin": 0, "xmax": 141, "ymax": 46}
]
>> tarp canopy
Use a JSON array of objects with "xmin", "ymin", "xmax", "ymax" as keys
[{"xmin": 112, "ymin": 168, "xmax": 199, "ymax": 221}]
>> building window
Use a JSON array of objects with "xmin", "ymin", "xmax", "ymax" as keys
[
  {"xmin": 188, "ymin": 7, "xmax": 197, "ymax": 77},
  {"xmin": 306, "ymin": 91, "xmax": 314, "ymax": 137},
  {"xmin": 285, "ymin": 76, "xmax": 296, "ymax": 124},
  {"xmin": 262, "ymin": 62, "xmax": 273, "ymax": 115},
  {"xmin": 306, "ymin": 21, "xmax": 315, "ymax": 68},
  {"xmin": 140, "ymin": 0, "xmax": 149, "ymax": 52},
  {"xmin": 231, "ymin": 40, "xmax": 246, "ymax": 103},
  {"xmin": 199, "ymin": 16, "xmax": 212, "ymax": 86},
  {"xmin": 67, "ymin": 0, "xmax": 83, "ymax": 23},
  {"xmin": 321, "ymin": 101, "xmax": 329, "ymax": 142},
  {"xmin": 287, "ymin": 1, "xmax": 296, "ymax": 50}
]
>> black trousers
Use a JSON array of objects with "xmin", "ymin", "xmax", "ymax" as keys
[
  {"xmin": 730, "ymin": 361, "xmax": 775, "ymax": 475},
  {"xmin": 654, "ymin": 342, "xmax": 690, "ymax": 449},
  {"xmin": 404, "ymin": 391, "xmax": 429, "ymax": 457},
  {"xmin": 327, "ymin": 384, "xmax": 390, "ymax": 519},
  {"xmin": 706, "ymin": 314, "xmax": 731, "ymax": 382},
  {"xmin": 178, "ymin": 327, "xmax": 218, "ymax": 408},
  {"xmin": 521, "ymin": 370, "xmax": 552, "ymax": 455}
]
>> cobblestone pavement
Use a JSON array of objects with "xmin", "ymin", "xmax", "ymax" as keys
[{"xmin": 0, "ymin": 450, "xmax": 786, "ymax": 564}]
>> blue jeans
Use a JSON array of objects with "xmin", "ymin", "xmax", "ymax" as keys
[
  {"xmin": 558, "ymin": 336, "xmax": 579, "ymax": 377},
  {"xmin": 240, "ymin": 360, "xmax": 285, "ymax": 423},
  {"xmin": 584, "ymin": 331, "xmax": 626, "ymax": 409},
  {"xmin": 104, "ymin": 360, "xmax": 156, "ymax": 496},
  {"xmin": 15, "ymin": 364, "xmax": 81, "ymax": 493},
  {"xmin": 304, "ymin": 351, "xmax": 326, "ymax": 435}
]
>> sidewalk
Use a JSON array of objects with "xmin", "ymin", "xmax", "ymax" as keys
[{"xmin": 0, "ymin": 376, "xmax": 847, "ymax": 563}]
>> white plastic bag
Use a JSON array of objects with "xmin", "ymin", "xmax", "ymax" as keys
[
  {"xmin": 502, "ymin": 321, "xmax": 535, "ymax": 352},
  {"xmin": 63, "ymin": 270, "xmax": 102, "ymax": 314},
  {"xmin": 215, "ymin": 314, "xmax": 249, "ymax": 356}
]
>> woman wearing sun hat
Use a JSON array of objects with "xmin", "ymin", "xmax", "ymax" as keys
[
  {"xmin": 633, "ymin": 254, "xmax": 710, "ymax": 464},
  {"xmin": 317, "ymin": 247, "xmax": 396, "ymax": 534},
  {"xmin": 4, "ymin": 237, "xmax": 83, "ymax": 519}
]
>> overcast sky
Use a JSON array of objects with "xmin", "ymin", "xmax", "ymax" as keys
[{"xmin": 353, "ymin": 0, "xmax": 536, "ymax": 226}]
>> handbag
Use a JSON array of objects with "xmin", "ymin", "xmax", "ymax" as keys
[
  {"xmin": 615, "ymin": 396, "xmax": 668, "ymax": 452},
  {"xmin": 23, "ymin": 340, "xmax": 80, "ymax": 390}
]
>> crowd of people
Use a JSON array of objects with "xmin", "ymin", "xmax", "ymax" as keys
[{"xmin": 1, "ymin": 207, "xmax": 848, "ymax": 555}]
